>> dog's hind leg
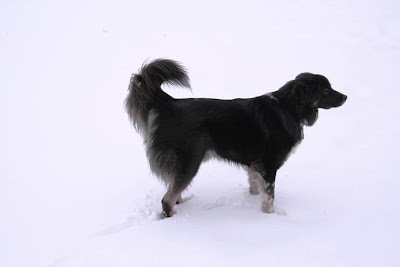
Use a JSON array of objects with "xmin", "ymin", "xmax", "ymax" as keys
[
  {"xmin": 161, "ymin": 175, "xmax": 194, "ymax": 217},
  {"xmin": 160, "ymin": 149, "xmax": 205, "ymax": 217},
  {"xmin": 161, "ymin": 185, "xmax": 178, "ymax": 217}
]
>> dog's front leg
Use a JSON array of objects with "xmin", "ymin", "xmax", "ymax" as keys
[
  {"xmin": 259, "ymin": 170, "xmax": 276, "ymax": 213},
  {"xmin": 249, "ymin": 162, "xmax": 276, "ymax": 213}
]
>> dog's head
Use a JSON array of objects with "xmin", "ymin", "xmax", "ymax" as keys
[
  {"xmin": 274, "ymin": 73, "xmax": 347, "ymax": 126},
  {"xmin": 294, "ymin": 73, "xmax": 347, "ymax": 109}
]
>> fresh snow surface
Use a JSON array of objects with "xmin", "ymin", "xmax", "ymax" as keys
[{"xmin": 1, "ymin": 1, "xmax": 400, "ymax": 266}]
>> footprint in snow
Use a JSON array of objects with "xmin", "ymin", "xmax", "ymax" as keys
[{"xmin": 203, "ymin": 197, "xmax": 233, "ymax": 210}]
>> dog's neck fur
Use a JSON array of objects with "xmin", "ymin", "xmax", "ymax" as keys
[
  {"xmin": 271, "ymin": 80, "xmax": 320, "ymax": 128},
  {"xmin": 270, "ymin": 93, "xmax": 318, "ymax": 128},
  {"xmin": 261, "ymin": 95, "xmax": 319, "ymax": 144},
  {"xmin": 299, "ymin": 107, "xmax": 319, "ymax": 127},
  {"xmin": 259, "ymin": 95, "xmax": 304, "ymax": 142}
]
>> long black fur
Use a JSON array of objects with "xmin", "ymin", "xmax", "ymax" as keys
[{"xmin": 125, "ymin": 59, "xmax": 347, "ymax": 217}]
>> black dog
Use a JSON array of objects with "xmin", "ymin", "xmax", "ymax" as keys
[{"xmin": 125, "ymin": 59, "xmax": 347, "ymax": 217}]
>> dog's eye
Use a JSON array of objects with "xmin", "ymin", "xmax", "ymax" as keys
[{"xmin": 324, "ymin": 88, "xmax": 330, "ymax": 95}]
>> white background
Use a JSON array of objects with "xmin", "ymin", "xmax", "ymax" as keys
[{"xmin": 1, "ymin": 0, "xmax": 399, "ymax": 266}]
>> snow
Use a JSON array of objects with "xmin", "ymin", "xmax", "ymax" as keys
[{"xmin": 1, "ymin": 0, "xmax": 400, "ymax": 266}]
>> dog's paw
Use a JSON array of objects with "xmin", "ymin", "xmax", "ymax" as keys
[
  {"xmin": 261, "ymin": 199, "xmax": 275, "ymax": 213},
  {"xmin": 160, "ymin": 209, "xmax": 176, "ymax": 219},
  {"xmin": 261, "ymin": 205, "xmax": 275, "ymax": 214}
]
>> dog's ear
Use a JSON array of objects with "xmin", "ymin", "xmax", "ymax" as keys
[
  {"xmin": 274, "ymin": 80, "xmax": 295, "ymax": 101},
  {"xmin": 292, "ymin": 81, "xmax": 311, "ymax": 106},
  {"xmin": 275, "ymin": 79, "xmax": 313, "ymax": 107}
]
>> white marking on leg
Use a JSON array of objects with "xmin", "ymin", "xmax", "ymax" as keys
[
  {"xmin": 259, "ymin": 182, "xmax": 275, "ymax": 214},
  {"xmin": 162, "ymin": 186, "xmax": 179, "ymax": 217},
  {"xmin": 247, "ymin": 168, "xmax": 260, "ymax": 195},
  {"xmin": 247, "ymin": 165, "xmax": 275, "ymax": 214}
]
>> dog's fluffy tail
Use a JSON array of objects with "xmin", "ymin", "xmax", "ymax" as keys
[{"xmin": 125, "ymin": 59, "xmax": 191, "ymax": 134}]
